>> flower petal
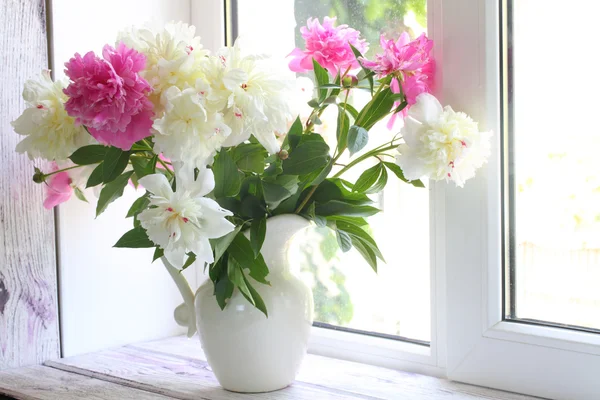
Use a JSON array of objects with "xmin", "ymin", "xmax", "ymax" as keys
[
  {"xmin": 138, "ymin": 173, "xmax": 172, "ymax": 199},
  {"xmin": 164, "ymin": 246, "xmax": 187, "ymax": 269},
  {"xmin": 408, "ymin": 93, "xmax": 443, "ymax": 125},
  {"xmin": 197, "ymin": 198, "xmax": 235, "ymax": 239},
  {"xmin": 190, "ymin": 238, "xmax": 214, "ymax": 265}
]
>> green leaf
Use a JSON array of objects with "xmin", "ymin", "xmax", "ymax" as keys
[
  {"xmin": 383, "ymin": 162, "xmax": 425, "ymax": 188},
  {"xmin": 213, "ymin": 151, "xmax": 242, "ymax": 198},
  {"xmin": 264, "ymin": 159, "xmax": 283, "ymax": 177},
  {"xmin": 86, "ymin": 163, "xmax": 104, "ymax": 188},
  {"xmin": 69, "ymin": 145, "xmax": 107, "ymax": 165},
  {"xmin": 228, "ymin": 233, "xmax": 270, "ymax": 285},
  {"xmin": 315, "ymin": 200, "xmax": 380, "ymax": 217},
  {"xmin": 309, "ymin": 160, "xmax": 333, "ymax": 186},
  {"xmin": 285, "ymin": 117, "xmax": 304, "ymax": 150},
  {"xmin": 113, "ymin": 226, "xmax": 154, "ymax": 248},
  {"xmin": 231, "ymin": 144, "xmax": 266, "ymax": 174},
  {"xmin": 268, "ymin": 175, "xmax": 299, "ymax": 194},
  {"xmin": 242, "ymin": 274, "xmax": 268, "ymax": 317},
  {"xmin": 307, "ymin": 99, "xmax": 320, "ymax": 108},
  {"xmin": 216, "ymin": 197, "xmax": 242, "ymax": 215},
  {"xmin": 96, "ymin": 171, "xmax": 134, "ymax": 217},
  {"xmin": 353, "ymin": 163, "xmax": 382, "ymax": 193},
  {"xmin": 336, "ymin": 229, "xmax": 353, "ymax": 252},
  {"xmin": 126, "ymin": 192, "xmax": 150, "ymax": 218},
  {"xmin": 394, "ymin": 100, "xmax": 408, "ymax": 114},
  {"xmin": 240, "ymin": 194, "xmax": 266, "ymax": 219},
  {"xmin": 283, "ymin": 140, "xmax": 330, "ymax": 175},
  {"xmin": 367, "ymin": 165, "xmax": 388, "ymax": 194},
  {"xmin": 317, "ymin": 83, "xmax": 342, "ymax": 89},
  {"xmin": 347, "ymin": 125, "xmax": 369, "ymax": 156},
  {"xmin": 130, "ymin": 141, "xmax": 152, "ymax": 152},
  {"xmin": 353, "ymin": 238, "xmax": 378, "ymax": 272},
  {"xmin": 152, "ymin": 247, "xmax": 164, "ymax": 262},
  {"xmin": 250, "ymin": 217, "xmax": 267, "ymax": 258},
  {"xmin": 73, "ymin": 187, "xmax": 88, "ymax": 203},
  {"xmin": 130, "ymin": 155, "xmax": 157, "ymax": 179},
  {"xmin": 181, "ymin": 252, "xmax": 197, "ymax": 270},
  {"xmin": 336, "ymin": 220, "xmax": 385, "ymax": 261},
  {"xmin": 240, "ymin": 176, "xmax": 262, "ymax": 198},
  {"xmin": 312, "ymin": 58, "xmax": 330, "ymax": 103},
  {"xmin": 312, "ymin": 178, "xmax": 372, "ymax": 205},
  {"xmin": 326, "ymin": 215, "xmax": 368, "ymax": 227},
  {"xmin": 227, "ymin": 257, "xmax": 254, "ymax": 304},
  {"xmin": 214, "ymin": 261, "xmax": 234, "ymax": 310},
  {"xmin": 356, "ymin": 88, "xmax": 398, "ymax": 130},
  {"xmin": 336, "ymin": 107, "xmax": 351, "ymax": 154},
  {"xmin": 349, "ymin": 43, "xmax": 374, "ymax": 94},
  {"xmin": 339, "ymin": 102, "xmax": 359, "ymax": 119},
  {"xmin": 211, "ymin": 225, "xmax": 243, "ymax": 265},
  {"xmin": 273, "ymin": 186, "xmax": 304, "ymax": 215},
  {"xmin": 103, "ymin": 147, "xmax": 131, "ymax": 183},
  {"xmin": 262, "ymin": 181, "xmax": 291, "ymax": 209},
  {"xmin": 314, "ymin": 215, "xmax": 327, "ymax": 227},
  {"xmin": 330, "ymin": 72, "xmax": 341, "ymax": 98}
]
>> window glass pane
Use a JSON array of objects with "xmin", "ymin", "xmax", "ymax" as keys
[
  {"xmin": 507, "ymin": 0, "xmax": 600, "ymax": 331},
  {"xmin": 235, "ymin": 0, "xmax": 430, "ymax": 342}
]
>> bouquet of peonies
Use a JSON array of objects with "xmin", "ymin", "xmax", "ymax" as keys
[{"xmin": 12, "ymin": 18, "xmax": 491, "ymax": 316}]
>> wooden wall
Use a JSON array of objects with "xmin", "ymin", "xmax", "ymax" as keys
[{"xmin": 0, "ymin": 0, "xmax": 60, "ymax": 370}]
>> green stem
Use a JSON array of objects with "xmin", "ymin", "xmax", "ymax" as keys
[
  {"xmin": 157, "ymin": 158, "xmax": 174, "ymax": 177},
  {"xmin": 294, "ymin": 184, "xmax": 318, "ymax": 214},
  {"xmin": 333, "ymin": 144, "xmax": 397, "ymax": 178},
  {"xmin": 42, "ymin": 164, "xmax": 84, "ymax": 179}
]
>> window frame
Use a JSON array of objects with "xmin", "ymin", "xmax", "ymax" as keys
[{"xmin": 441, "ymin": 1, "xmax": 600, "ymax": 398}]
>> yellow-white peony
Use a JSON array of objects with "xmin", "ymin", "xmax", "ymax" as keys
[
  {"xmin": 117, "ymin": 22, "xmax": 209, "ymax": 111},
  {"xmin": 12, "ymin": 71, "xmax": 92, "ymax": 161},
  {"xmin": 152, "ymin": 85, "xmax": 231, "ymax": 166},
  {"xmin": 202, "ymin": 40, "xmax": 296, "ymax": 154},
  {"xmin": 396, "ymin": 93, "xmax": 492, "ymax": 187}
]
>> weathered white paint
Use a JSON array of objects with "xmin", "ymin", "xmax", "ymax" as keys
[
  {"xmin": 50, "ymin": 0, "xmax": 197, "ymax": 357},
  {"xmin": 0, "ymin": 0, "xmax": 60, "ymax": 370},
  {"xmin": 0, "ymin": 365, "xmax": 171, "ymax": 399}
]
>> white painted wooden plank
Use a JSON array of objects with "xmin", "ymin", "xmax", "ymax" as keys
[
  {"xmin": 0, "ymin": 365, "xmax": 171, "ymax": 400},
  {"xmin": 130, "ymin": 336, "xmax": 542, "ymax": 400},
  {"xmin": 45, "ymin": 347, "xmax": 360, "ymax": 400},
  {"xmin": 0, "ymin": 0, "xmax": 60, "ymax": 370},
  {"xmin": 49, "ymin": 0, "xmax": 197, "ymax": 357}
]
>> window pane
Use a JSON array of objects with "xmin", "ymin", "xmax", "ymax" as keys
[
  {"xmin": 235, "ymin": 0, "xmax": 430, "ymax": 342},
  {"xmin": 507, "ymin": 0, "xmax": 600, "ymax": 331}
]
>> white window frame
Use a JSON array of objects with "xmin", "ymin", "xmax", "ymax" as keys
[
  {"xmin": 194, "ymin": 2, "xmax": 600, "ymax": 397},
  {"xmin": 440, "ymin": 1, "xmax": 600, "ymax": 399}
]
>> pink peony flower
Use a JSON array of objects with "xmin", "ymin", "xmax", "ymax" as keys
[
  {"xmin": 288, "ymin": 17, "xmax": 368, "ymax": 75},
  {"xmin": 63, "ymin": 43, "xmax": 154, "ymax": 150},
  {"xmin": 363, "ymin": 33, "xmax": 435, "ymax": 129},
  {"xmin": 44, "ymin": 163, "xmax": 72, "ymax": 209}
]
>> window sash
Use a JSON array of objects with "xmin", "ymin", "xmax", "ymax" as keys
[{"xmin": 441, "ymin": 0, "xmax": 600, "ymax": 398}]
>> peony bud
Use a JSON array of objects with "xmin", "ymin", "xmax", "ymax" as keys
[
  {"xmin": 32, "ymin": 167, "xmax": 45, "ymax": 184},
  {"xmin": 278, "ymin": 150, "xmax": 289, "ymax": 160},
  {"xmin": 342, "ymin": 75, "xmax": 359, "ymax": 88}
]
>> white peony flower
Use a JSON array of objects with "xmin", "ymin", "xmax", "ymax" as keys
[
  {"xmin": 12, "ymin": 71, "xmax": 92, "ymax": 161},
  {"xmin": 117, "ymin": 22, "xmax": 210, "ymax": 110},
  {"xmin": 138, "ymin": 166, "xmax": 235, "ymax": 268},
  {"xmin": 396, "ymin": 93, "xmax": 492, "ymax": 187},
  {"xmin": 202, "ymin": 39, "xmax": 296, "ymax": 154},
  {"xmin": 152, "ymin": 85, "xmax": 231, "ymax": 166}
]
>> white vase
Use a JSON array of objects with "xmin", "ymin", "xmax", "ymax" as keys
[{"xmin": 194, "ymin": 214, "xmax": 314, "ymax": 393}]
